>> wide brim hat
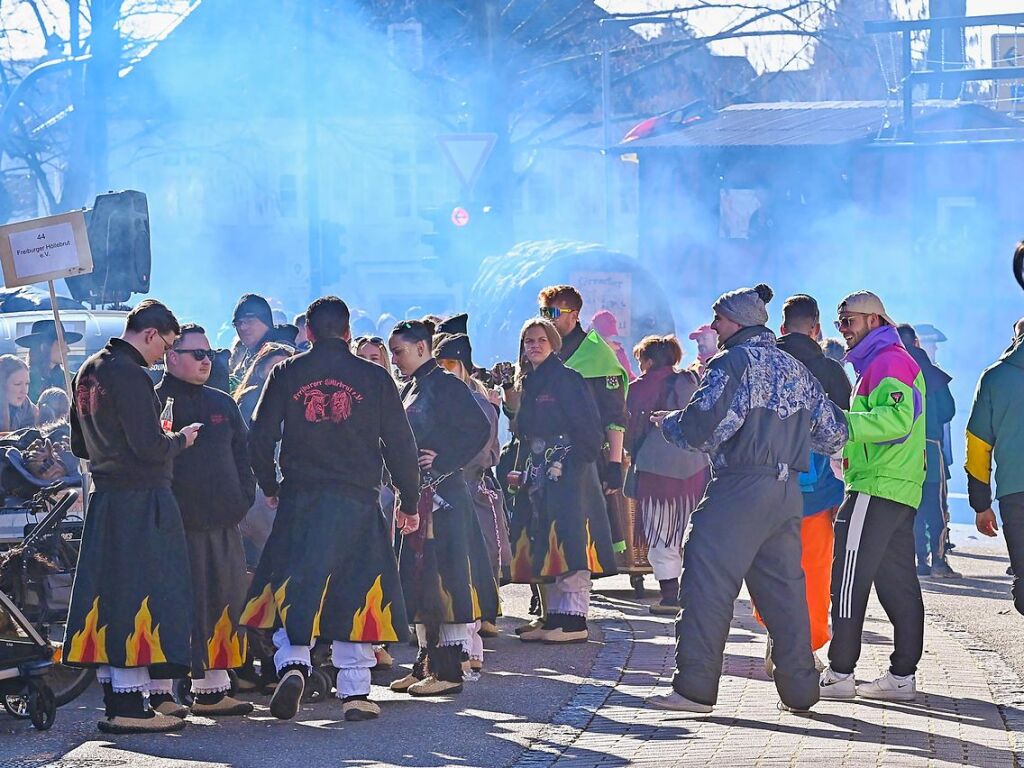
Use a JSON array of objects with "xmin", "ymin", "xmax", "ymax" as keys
[{"xmin": 15, "ymin": 320, "xmax": 83, "ymax": 348}]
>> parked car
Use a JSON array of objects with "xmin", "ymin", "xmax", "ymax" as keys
[{"xmin": 0, "ymin": 310, "xmax": 128, "ymax": 373}]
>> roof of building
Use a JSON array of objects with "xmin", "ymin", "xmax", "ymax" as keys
[{"xmin": 618, "ymin": 100, "xmax": 1024, "ymax": 149}]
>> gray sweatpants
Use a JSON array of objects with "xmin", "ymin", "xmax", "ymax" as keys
[{"xmin": 671, "ymin": 468, "xmax": 819, "ymax": 710}]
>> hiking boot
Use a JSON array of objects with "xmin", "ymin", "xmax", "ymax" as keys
[
  {"xmin": 191, "ymin": 693, "xmax": 254, "ymax": 717},
  {"xmin": 149, "ymin": 693, "xmax": 189, "ymax": 719},
  {"xmin": 407, "ymin": 676, "xmax": 463, "ymax": 697},
  {"xmin": 930, "ymin": 559, "xmax": 962, "ymax": 579},
  {"xmin": 647, "ymin": 690, "xmax": 713, "ymax": 713},
  {"xmin": 764, "ymin": 636, "xmax": 775, "ymax": 680},
  {"xmin": 269, "ymin": 667, "xmax": 306, "ymax": 720},
  {"xmin": 342, "ymin": 697, "xmax": 381, "ymax": 721},
  {"xmin": 819, "ymin": 667, "xmax": 856, "ymax": 700},
  {"xmin": 857, "ymin": 671, "xmax": 916, "ymax": 701}
]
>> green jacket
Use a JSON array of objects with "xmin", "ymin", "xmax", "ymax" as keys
[
  {"xmin": 965, "ymin": 339, "xmax": 1024, "ymax": 511},
  {"xmin": 842, "ymin": 326, "xmax": 927, "ymax": 509}
]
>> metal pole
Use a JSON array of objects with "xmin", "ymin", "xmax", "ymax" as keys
[
  {"xmin": 48, "ymin": 279, "xmax": 90, "ymax": 501},
  {"xmin": 69, "ymin": 0, "xmax": 80, "ymax": 56},
  {"xmin": 902, "ymin": 30, "xmax": 914, "ymax": 138},
  {"xmin": 600, "ymin": 20, "xmax": 614, "ymax": 246}
]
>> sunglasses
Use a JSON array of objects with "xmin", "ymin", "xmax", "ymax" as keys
[
  {"xmin": 539, "ymin": 306, "xmax": 574, "ymax": 320},
  {"xmin": 833, "ymin": 313, "xmax": 868, "ymax": 331},
  {"xmin": 175, "ymin": 348, "xmax": 218, "ymax": 361},
  {"xmin": 355, "ymin": 336, "xmax": 384, "ymax": 345}
]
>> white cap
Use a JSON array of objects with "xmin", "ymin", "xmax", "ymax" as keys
[{"xmin": 837, "ymin": 291, "xmax": 896, "ymax": 326}]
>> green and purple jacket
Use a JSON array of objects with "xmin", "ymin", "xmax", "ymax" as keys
[{"xmin": 842, "ymin": 326, "xmax": 927, "ymax": 509}]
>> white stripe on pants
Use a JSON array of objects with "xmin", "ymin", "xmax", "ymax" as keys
[
  {"xmin": 544, "ymin": 570, "xmax": 592, "ymax": 616},
  {"xmin": 839, "ymin": 493, "xmax": 871, "ymax": 619}
]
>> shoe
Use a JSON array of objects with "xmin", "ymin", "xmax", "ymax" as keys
[
  {"xmin": 149, "ymin": 694, "xmax": 189, "ymax": 719},
  {"xmin": 479, "ymin": 620, "xmax": 499, "ymax": 637},
  {"xmin": 342, "ymin": 698, "xmax": 381, "ymax": 721},
  {"xmin": 389, "ymin": 673, "xmax": 423, "ymax": 692},
  {"xmin": 461, "ymin": 659, "xmax": 472, "ymax": 675},
  {"xmin": 543, "ymin": 626, "xmax": 589, "ymax": 644},
  {"xmin": 191, "ymin": 694, "xmax": 254, "ymax": 717},
  {"xmin": 407, "ymin": 676, "xmax": 463, "ymax": 697},
  {"xmin": 931, "ymin": 559, "xmax": 962, "ymax": 579},
  {"xmin": 470, "ymin": 659, "xmax": 483, "ymax": 672},
  {"xmin": 813, "ymin": 653, "xmax": 825, "ymax": 673},
  {"xmin": 917, "ymin": 563, "xmax": 932, "ymax": 576},
  {"xmin": 764, "ymin": 636, "xmax": 775, "ymax": 680},
  {"xmin": 1008, "ymin": 566, "xmax": 1015, "ymax": 577},
  {"xmin": 372, "ymin": 646, "xmax": 394, "ymax": 671},
  {"xmin": 857, "ymin": 671, "xmax": 916, "ymax": 701},
  {"xmin": 945, "ymin": 538, "xmax": 956, "ymax": 551},
  {"xmin": 819, "ymin": 667, "xmax": 856, "ymax": 700},
  {"xmin": 98, "ymin": 711, "xmax": 187, "ymax": 734},
  {"xmin": 649, "ymin": 600, "xmax": 680, "ymax": 616},
  {"xmin": 515, "ymin": 617, "xmax": 544, "ymax": 636},
  {"xmin": 777, "ymin": 701, "xmax": 812, "ymax": 713},
  {"xmin": 519, "ymin": 623, "xmax": 552, "ymax": 642},
  {"xmin": 647, "ymin": 691, "xmax": 713, "ymax": 713},
  {"xmin": 269, "ymin": 669, "xmax": 306, "ymax": 720}
]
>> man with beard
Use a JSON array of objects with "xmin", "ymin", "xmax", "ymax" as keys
[
  {"xmin": 150, "ymin": 324, "xmax": 256, "ymax": 717},
  {"xmin": 64, "ymin": 300, "xmax": 202, "ymax": 733},
  {"xmin": 228, "ymin": 293, "xmax": 296, "ymax": 383},
  {"xmin": 242, "ymin": 296, "xmax": 420, "ymax": 722}
]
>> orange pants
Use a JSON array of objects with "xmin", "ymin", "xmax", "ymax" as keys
[{"xmin": 754, "ymin": 508, "xmax": 835, "ymax": 651}]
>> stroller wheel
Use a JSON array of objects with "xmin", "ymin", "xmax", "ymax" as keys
[
  {"xmin": 303, "ymin": 668, "xmax": 331, "ymax": 703},
  {"xmin": 27, "ymin": 681, "xmax": 56, "ymax": 731},
  {"xmin": 3, "ymin": 693, "xmax": 30, "ymax": 719}
]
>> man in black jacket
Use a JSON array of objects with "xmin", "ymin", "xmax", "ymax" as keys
[
  {"xmin": 150, "ymin": 324, "xmax": 256, "ymax": 718},
  {"xmin": 242, "ymin": 296, "xmax": 420, "ymax": 722},
  {"xmin": 64, "ymin": 300, "xmax": 202, "ymax": 734},
  {"xmin": 897, "ymin": 324, "xmax": 959, "ymax": 578},
  {"xmin": 228, "ymin": 293, "xmax": 297, "ymax": 383}
]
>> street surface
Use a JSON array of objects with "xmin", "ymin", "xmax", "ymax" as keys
[{"xmin": 2, "ymin": 525, "xmax": 1021, "ymax": 768}]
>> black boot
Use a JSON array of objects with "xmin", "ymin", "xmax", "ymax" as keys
[
  {"xmin": 269, "ymin": 664, "xmax": 307, "ymax": 720},
  {"xmin": 408, "ymin": 644, "xmax": 464, "ymax": 697},
  {"xmin": 650, "ymin": 579, "xmax": 680, "ymax": 615}
]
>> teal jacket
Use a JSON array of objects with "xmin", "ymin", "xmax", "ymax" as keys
[
  {"xmin": 842, "ymin": 326, "xmax": 927, "ymax": 509},
  {"xmin": 965, "ymin": 338, "xmax": 1024, "ymax": 511}
]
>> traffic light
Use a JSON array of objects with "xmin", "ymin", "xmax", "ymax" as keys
[{"xmin": 419, "ymin": 203, "xmax": 502, "ymax": 285}]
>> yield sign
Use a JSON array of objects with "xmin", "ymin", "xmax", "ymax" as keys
[{"xmin": 437, "ymin": 133, "xmax": 497, "ymax": 191}]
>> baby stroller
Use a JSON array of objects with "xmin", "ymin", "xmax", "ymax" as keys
[{"xmin": 0, "ymin": 589, "xmax": 57, "ymax": 730}]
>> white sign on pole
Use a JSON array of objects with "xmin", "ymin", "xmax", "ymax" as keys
[
  {"xmin": 437, "ymin": 133, "xmax": 497, "ymax": 191},
  {"xmin": 0, "ymin": 210, "xmax": 93, "ymax": 288}
]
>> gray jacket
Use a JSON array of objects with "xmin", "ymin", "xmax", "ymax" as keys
[{"xmin": 662, "ymin": 325, "xmax": 848, "ymax": 475}]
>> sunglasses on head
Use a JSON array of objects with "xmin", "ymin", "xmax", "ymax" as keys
[
  {"xmin": 355, "ymin": 336, "xmax": 384, "ymax": 345},
  {"xmin": 175, "ymin": 348, "xmax": 218, "ymax": 361},
  {"xmin": 539, "ymin": 306, "xmax": 573, "ymax": 320}
]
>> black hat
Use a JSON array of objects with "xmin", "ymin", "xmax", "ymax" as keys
[
  {"xmin": 434, "ymin": 333, "xmax": 474, "ymax": 369},
  {"xmin": 15, "ymin": 320, "xmax": 83, "ymax": 348},
  {"xmin": 437, "ymin": 313, "xmax": 469, "ymax": 336},
  {"xmin": 232, "ymin": 293, "xmax": 274, "ymax": 328}
]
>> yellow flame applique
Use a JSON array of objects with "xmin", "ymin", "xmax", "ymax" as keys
[
  {"xmin": 586, "ymin": 519, "xmax": 603, "ymax": 573},
  {"xmin": 67, "ymin": 597, "xmax": 108, "ymax": 665},
  {"xmin": 350, "ymin": 575, "xmax": 398, "ymax": 642},
  {"xmin": 124, "ymin": 597, "xmax": 167, "ymax": 667},
  {"xmin": 311, "ymin": 576, "xmax": 332, "ymax": 639},
  {"xmin": 274, "ymin": 578, "xmax": 291, "ymax": 625},
  {"xmin": 436, "ymin": 572, "xmax": 455, "ymax": 623},
  {"xmin": 468, "ymin": 558, "xmax": 482, "ymax": 619},
  {"xmin": 541, "ymin": 520, "xmax": 569, "ymax": 576},
  {"xmin": 240, "ymin": 583, "xmax": 276, "ymax": 629},
  {"xmin": 206, "ymin": 606, "xmax": 244, "ymax": 670},
  {"xmin": 511, "ymin": 527, "xmax": 533, "ymax": 583}
]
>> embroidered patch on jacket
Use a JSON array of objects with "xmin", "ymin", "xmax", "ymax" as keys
[
  {"xmin": 890, "ymin": 392, "xmax": 904, "ymax": 404},
  {"xmin": 210, "ymin": 413, "xmax": 227, "ymax": 425},
  {"xmin": 293, "ymin": 379, "xmax": 364, "ymax": 424},
  {"xmin": 605, "ymin": 376, "xmax": 620, "ymax": 390}
]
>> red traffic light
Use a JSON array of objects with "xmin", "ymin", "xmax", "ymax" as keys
[{"xmin": 451, "ymin": 206, "xmax": 470, "ymax": 227}]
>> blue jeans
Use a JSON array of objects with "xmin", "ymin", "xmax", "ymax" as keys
[{"xmin": 913, "ymin": 481, "xmax": 944, "ymax": 566}]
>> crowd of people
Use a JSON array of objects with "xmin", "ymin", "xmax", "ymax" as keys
[{"xmin": 22, "ymin": 257, "xmax": 1020, "ymax": 734}]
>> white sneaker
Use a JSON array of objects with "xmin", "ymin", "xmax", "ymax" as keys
[
  {"xmin": 764, "ymin": 636, "xmax": 775, "ymax": 680},
  {"xmin": 857, "ymin": 671, "xmax": 916, "ymax": 701},
  {"xmin": 819, "ymin": 667, "xmax": 856, "ymax": 700},
  {"xmin": 813, "ymin": 652, "xmax": 825, "ymax": 673},
  {"xmin": 647, "ymin": 691, "xmax": 713, "ymax": 713}
]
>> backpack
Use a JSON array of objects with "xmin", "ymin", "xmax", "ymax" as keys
[{"xmin": 799, "ymin": 451, "xmax": 834, "ymax": 494}]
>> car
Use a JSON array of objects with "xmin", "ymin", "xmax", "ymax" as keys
[{"xmin": 0, "ymin": 309, "xmax": 129, "ymax": 374}]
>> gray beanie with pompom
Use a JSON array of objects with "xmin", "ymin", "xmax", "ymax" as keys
[{"xmin": 713, "ymin": 283, "xmax": 774, "ymax": 328}]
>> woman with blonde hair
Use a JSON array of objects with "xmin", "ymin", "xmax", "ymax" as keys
[
  {"xmin": 0, "ymin": 354, "xmax": 38, "ymax": 433},
  {"xmin": 233, "ymin": 343, "xmax": 294, "ymax": 427},
  {"xmin": 505, "ymin": 317, "xmax": 616, "ymax": 644}
]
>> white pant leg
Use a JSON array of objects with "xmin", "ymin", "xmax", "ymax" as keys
[
  {"xmin": 554, "ymin": 570, "xmax": 592, "ymax": 617},
  {"xmin": 647, "ymin": 543, "xmax": 683, "ymax": 582},
  {"xmin": 415, "ymin": 623, "xmax": 428, "ymax": 650},
  {"xmin": 466, "ymin": 621, "xmax": 483, "ymax": 662},
  {"xmin": 542, "ymin": 581, "xmax": 563, "ymax": 613},
  {"xmin": 331, "ymin": 641, "xmax": 375, "ymax": 699},
  {"xmin": 192, "ymin": 669, "xmax": 232, "ymax": 695},
  {"xmin": 272, "ymin": 626, "xmax": 312, "ymax": 674},
  {"xmin": 96, "ymin": 665, "xmax": 111, "ymax": 685},
  {"xmin": 438, "ymin": 623, "xmax": 469, "ymax": 648},
  {"xmin": 107, "ymin": 666, "xmax": 150, "ymax": 693}
]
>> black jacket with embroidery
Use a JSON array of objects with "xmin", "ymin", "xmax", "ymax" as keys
[
  {"xmin": 156, "ymin": 373, "xmax": 256, "ymax": 530},
  {"xmin": 70, "ymin": 338, "xmax": 187, "ymax": 490},
  {"xmin": 248, "ymin": 338, "xmax": 419, "ymax": 510}
]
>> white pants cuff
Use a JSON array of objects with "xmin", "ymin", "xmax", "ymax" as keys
[
  {"xmin": 272, "ymin": 627, "xmax": 312, "ymax": 674},
  {"xmin": 464, "ymin": 621, "xmax": 483, "ymax": 661},
  {"xmin": 192, "ymin": 669, "xmax": 232, "ymax": 694},
  {"xmin": 547, "ymin": 570, "xmax": 592, "ymax": 617},
  {"xmin": 96, "ymin": 665, "xmax": 151, "ymax": 693},
  {"xmin": 148, "ymin": 678, "xmax": 174, "ymax": 695},
  {"xmin": 647, "ymin": 544, "xmax": 683, "ymax": 582},
  {"xmin": 331, "ymin": 642, "xmax": 375, "ymax": 699},
  {"xmin": 439, "ymin": 622, "xmax": 469, "ymax": 648}
]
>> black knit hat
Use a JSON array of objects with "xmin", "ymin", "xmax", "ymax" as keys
[
  {"xmin": 232, "ymin": 293, "xmax": 274, "ymax": 328},
  {"xmin": 437, "ymin": 313, "xmax": 469, "ymax": 336},
  {"xmin": 433, "ymin": 333, "xmax": 474, "ymax": 369}
]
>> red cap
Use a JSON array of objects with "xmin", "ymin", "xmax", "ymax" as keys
[
  {"xmin": 688, "ymin": 324, "xmax": 715, "ymax": 340},
  {"xmin": 591, "ymin": 309, "xmax": 620, "ymax": 337}
]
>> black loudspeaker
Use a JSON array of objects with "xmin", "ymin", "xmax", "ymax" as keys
[{"xmin": 66, "ymin": 190, "xmax": 151, "ymax": 305}]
